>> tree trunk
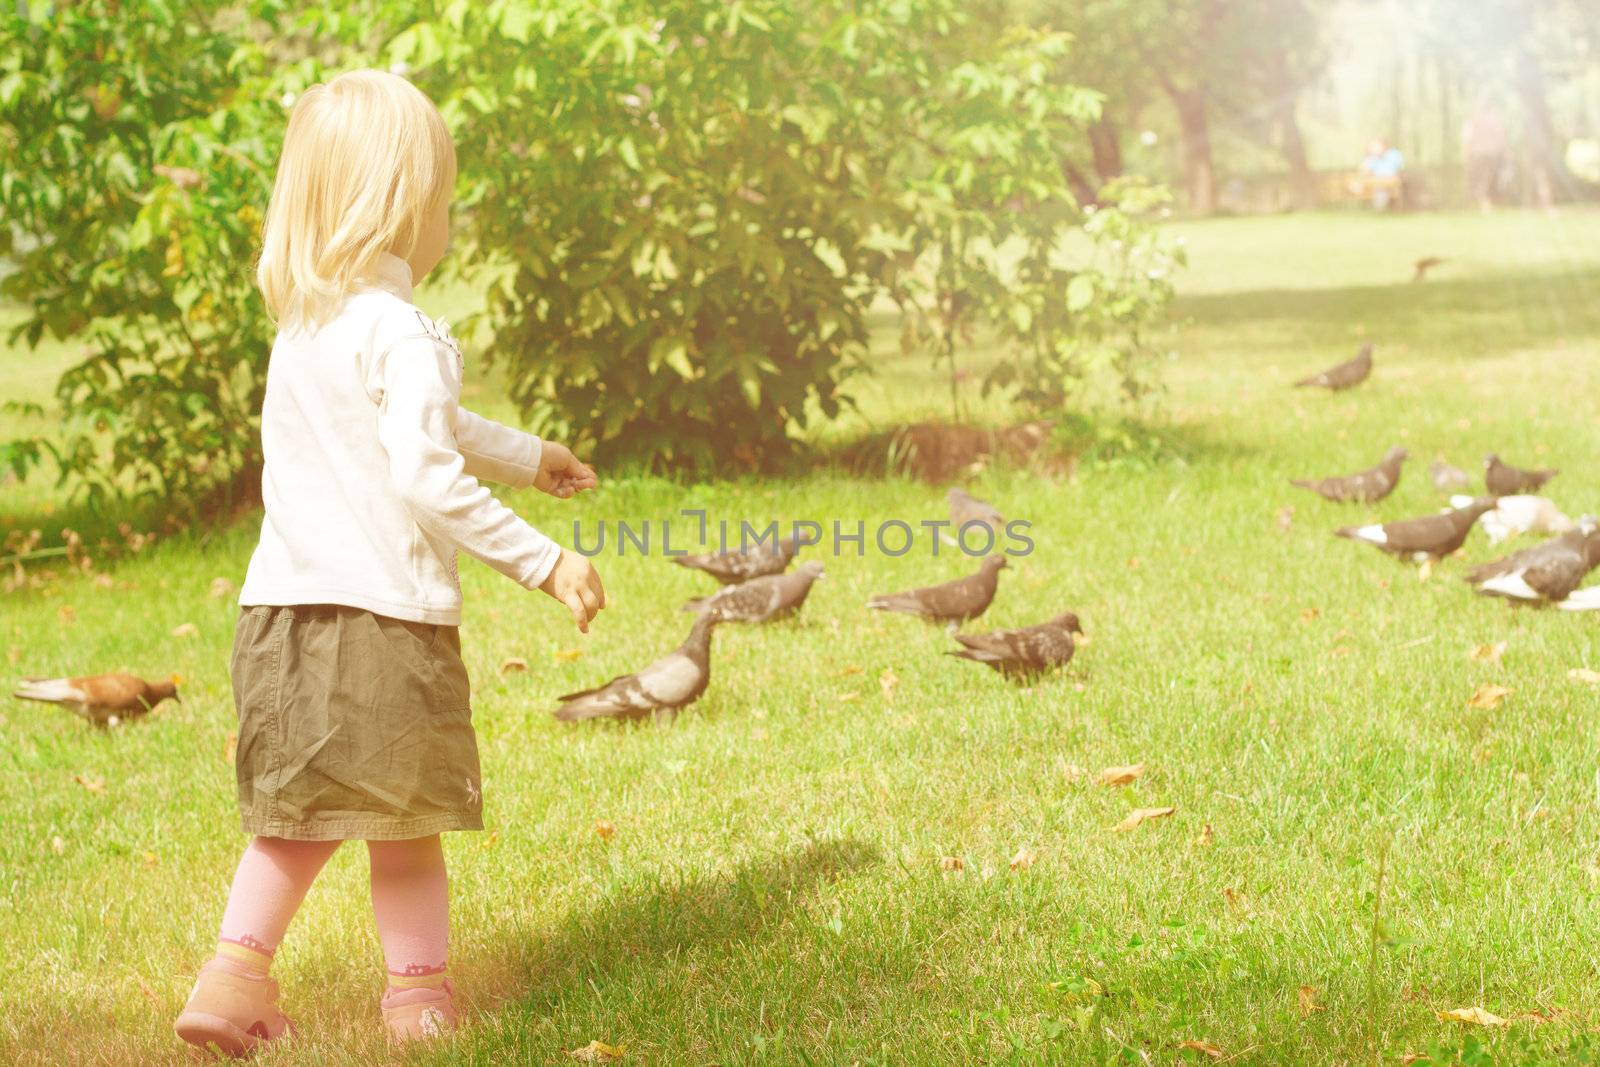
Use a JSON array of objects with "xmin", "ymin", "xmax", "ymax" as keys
[
  {"xmin": 1277, "ymin": 97, "xmax": 1314, "ymax": 210},
  {"xmin": 1088, "ymin": 117, "xmax": 1124, "ymax": 184},
  {"xmin": 1514, "ymin": 48, "xmax": 1564, "ymax": 208},
  {"xmin": 1167, "ymin": 86, "xmax": 1216, "ymax": 214}
]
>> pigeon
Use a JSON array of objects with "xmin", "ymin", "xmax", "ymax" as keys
[
  {"xmin": 13, "ymin": 672, "xmax": 181, "ymax": 727},
  {"xmin": 1294, "ymin": 342, "xmax": 1373, "ymax": 391},
  {"xmin": 1485, "ymin": 453, "xmax": 1558, "ymax": 496},
  {"xmin": 946, "ymin": 612, "xmax": 1083, "ymax": 680},
  {"xmin": 948, "ymin": 488, "xmax": 1003, "ymax": 533},
  {"xmin": 683, "ymin": 562, "xmax": 824, "ymax": 623},
  {"xmin": 553, "ymin": 610, "xmax": 724, "ymax": 722},
  {"xmin": 670, "ymin": 536, "xmax": 802, "ymax": 585},
  {"xmin": 1466, "ymin": 522, "xmax": 1600, "ymax": 604},
  {"xmin": 867, "ymin": 555, "xmax": 1008, "ymax": 625},
  {"xmin": 1430, "ymin": 458, "xmax": 1472, "ymax": 491},
  {"xmin": 1412, "ymin": 256, "xmax": 1444, "ymax": 282},
  {"xmin": 1449, "ymin": 494, "xmax": 1576, "ymax": 545},
  {"xmin": 1291, "ymin": 446, "xmax": 1407, "ymax": 503},
  {"xmin": 1335, "ymin": 497, "xmax": 1497, "ymax": 561}
]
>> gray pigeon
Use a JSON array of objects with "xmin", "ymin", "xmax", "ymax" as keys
[
  {"xmin": 947, "ymin": 612, "xmax": 1083, "ymax": 680},
  {"xmin": 1291, "ymin": 446, "xmax": 1407, "ymax": 503},
  {"xmin": 1430, "ymin": 458, "xmax": 1471, "ymax": 491},
  {"xmin": 554, "ymin": 610, "xmax": 724, "ymax": 722},
  {"xmin": 1467, "ymin": 521, "xmax": 1600, "ymax": 604},
  {"xmin": 683, "ymin": 562, "xmax": 824, "ymax": 622},
  {"xmin": 948, "ymin": 488, "xmax": 1003, "ymax": 533},
  {"xmin": 867, "ymin": 555, "xmax": 1007, "ymax": 625},
  {"xmin": 672, "ymin": 535, "xmax": 802, "ymax": 585},
  {"xmin": 1485, "ymin": 453, "xmax": 1558, "ymax": 496},
  {"xmin": 1335, "ymin": 497, "xmax": 1497, "ymax": 561},
  {"xmin": 1294, "ymin": 342, "xmax": 1373, "ymax": 391}
]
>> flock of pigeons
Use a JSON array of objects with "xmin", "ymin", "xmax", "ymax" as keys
[
  {"xmin": 17, "ymin": 339, "xmax": 1593, "ymax": 729},
  {"xmin": 554, "ymin": 488, "xmax": 1079, "ymax": 721},
  {"xmin": 1290, "ymin": 342, "xmax": 1600, "ymax": 607}
]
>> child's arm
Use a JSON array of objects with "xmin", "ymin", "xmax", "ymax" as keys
[
  {"xmin": 372, "ymin": 336, "xmax": 565, "ymax": 593},
  {"xmin": 455, "ymin": 407, "xmax": 597, "ymax": 500}
]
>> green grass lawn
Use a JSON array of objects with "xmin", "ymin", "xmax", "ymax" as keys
[{"xmin": 6, "ymin": 209, "xmax": 1600, "ymax": 1064}]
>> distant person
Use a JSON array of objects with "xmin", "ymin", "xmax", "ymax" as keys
[
  {"xmin": 1462, "ymin": 102, "xmax": 1508, "ymax": 211},
  {"xmin": 1356, "ymin": 138, "xmax": 1405, "ymax": 210}
]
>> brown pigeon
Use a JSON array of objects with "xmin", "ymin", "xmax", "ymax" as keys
[
  {"xmin": 554, "ymin": 611, "xmax": 723, "ymax": 722},
  {"xmin": 1335, "ymin": 497, "xmax": 1497, "ymax": 561},
  {"xmin": 1294, "ymin": 342, "xmax": 1373, "ymax": 391},
  {"xmin": 867, "ymin": 555, "xmax": 1007, "ymax": 625},
  {"xmin": 1485, "ymin": 453, "xmax": 1558, "ymax": 496},
  {"xmin": 947, "ymin": 612, "xmax": 1083, "ymax": 680},
  {"xmin": 1291, "ymin": 446, "xmax": 1407, "ymax": 503},
  {"xmin": 671, "ymin": 536, "xmax": 802, "ymax": 585},
  {"xmin": 683, "ymin": 562, "xmax": 825, "ymax": 622},
  {"xmin": 1430, "ymin": 458, "xmax": 1471, "ymax": 491},
  {"xmin": 14, "ymin": 672, "xmax": 181, "ymax": 727},
  {"xmin": 1467, "ymin": 521, "xmax": 1600, "ymax": 604},
  {"xmin": 948, "ymin": 488, "xmax": 1003, "ymax": 533},
  {"xmin": 1412, "ymin": 256, "xmax": 1444, "ymax": 282}
]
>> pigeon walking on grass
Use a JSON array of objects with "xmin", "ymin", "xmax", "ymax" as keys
[
  {"xmin": 1466, "ymin": 522, "xmax": 1600, "ymax": 604},
  {"xmin": 948, "ymin": 488, "xmax": 1004, "ymax": 533},
  {"xmin": 1291, "ymin": 446, "xmax": 1407, "ymax": 503},
  {"xmin": 1294, "ymin": 342, "xmax": 1373, "ymax": 391},
  {"xmin": 1335, "ymin": 497, "xmax": 1497, "ymax": 561},
  {"xmin": 1485, "ymin": 453, "xmax": 1558, "ymax": 496},
  {"xmin": 13, "ymin": 672, "xmax": 181, "ymax": 727},
  {"xmin": 554, "ymin": 611, "xmax": 724, "ymax": 722},
  {"xmin": 1412, "ymin": 256, "xmax": 1445, "ymax": 282},
  {"xmin": 1449, "ymin": 494, "xmax": 1575, "ymax": 545},
  {"xmin": 868, "ymin": 555, "xmax": 1008, "ymax": 626},
  {"xmin": 683, "ymin": 563, "xmax": 824, "ymax": 623},
  {"xmin": 947, "ymin": 612, "xmax": 1083, "ymax": 680},
  {"xmin": 672, "ymin": 536, "xmax": 803, "ymax": 585},
  {"xmin": 1430, "ymin": 458, "xmax": 1472, "ymax": 491}
]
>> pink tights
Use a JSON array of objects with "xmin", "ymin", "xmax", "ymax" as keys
[{"xmin": 216, "ymin": 835, "xmax": 449, "ymax": 984}]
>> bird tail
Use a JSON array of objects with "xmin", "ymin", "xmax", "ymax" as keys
[
  {"xmin": 944, "ymin": 648, "xmax": 997, "ymax": 664},
  {"xmin": 553, "ymin": 696, "xmax": 621, "ymax": 721},
  {"xmin": 1476, "ymin": 572, "xmax": 1540, "ymax": 601},
  {"xmin": 1449, "ymin": 494, "xmax": 1476, "ymax": 509},
  {"xmin": 1289, "ymin": 479, "xmax": 1317, "ymax": 491},
  {"xmin": 681, "ymin": 595, "xmax": 708, "ymax": 613},
  {"xmin": 12, "ymin": 678, "xmax": 75, "ymax": 704},
  {"xmin": 1292, "ymin": 374, "xmax": 1323, "ymax": 388},
  {"xmin": 1558, "ymin": 587, "xmax": 1600, "ymax": 612},
  {"xmin": 867, "ymin": 594, "xmax": 922, "ymax": 614}
]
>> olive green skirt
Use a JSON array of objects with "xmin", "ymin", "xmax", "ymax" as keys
[{"xmin": 230, "ymin": 604, "xmax": 483, "ymax": 841}]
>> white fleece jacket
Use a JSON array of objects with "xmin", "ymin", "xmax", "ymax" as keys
[{"xmin": 238, "ymin": 253, "xmax": 562, "ymax": 625}]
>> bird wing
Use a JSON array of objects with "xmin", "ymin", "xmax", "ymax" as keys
[
  {"xmin": 701, "ymin": 577, "xmax": 781, "ymax": 620},
  {"xmin": 1383, "ymin": 511, "xmax": 1468, "ymax": 555},
  {"xmin": 633, "ymin": 652, "xmax": 704, "ymax": 706},
  {"xmin": 872, "ymin": 571, "xmax": 991, "ymax": 619}
]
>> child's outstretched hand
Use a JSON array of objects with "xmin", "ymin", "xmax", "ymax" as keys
[
  {"xmin": 535, "ymin": 441, "xmax": 597, "ymax": 499},
  {"xmin": 539, "ymin": 548, "xmax": 606, "ymax": 632}
]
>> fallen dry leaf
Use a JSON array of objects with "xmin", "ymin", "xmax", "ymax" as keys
[
  {"xmin": 208, "ymin": 576, "xmax": 234, "ymax": 599},
  {"xmin": 223, "ymin": 732, "xmax": 238, "ymax": 764},
  {"xmin": 1400, "ymin": 1054, "xmax": 1428, "ymax": 1066},
  {"xmin": 58, "ymin": 604, "xmax": 76, "ymax": 624},
  {"xmin": 73, "ymin": 773, "xmax": 105, "ymax": 794},
  {"xmin": 1095, "ymin": 763, "xmax": 1145, "ymax": 787},
  {"xmin": 1469, "ymin": 641, "xmax": 1508, "ymax": 664},
  {"xmin": 94, "ymin": 573, "xmax": 114, "ymax": 589},
  {"xmin": 839, "ymin": 691, "xmax": 861, "ymax": 703},
  {"xmin": 1276, "ymin": 505, "xmax": 1294, "ymax": 533},
  {"xmin": 141, "ymin": 851, "xmax": 159, "ymax": 868},
  {"xmin": 1467, "ymin": 683, "xmax": 1513, "ymax": 710},
  {"xmin": 1178, "ymin": 1039, "xmax": 1223, "ymax": 1059},
  {"xmin": 568, "ymin": 1040, "xmax": 626, "ymax": 1062},
  {"xmin": 1568, "ymin": 668, "xmax": 1600, "ymax": 685},
  {"xmin": 1222, "ymin": 886, "xmax": 1246, "ymax": 907},
  {"xmin": 1061, "ymin": 763, "xmax": 1087, "ymax": 783},
  {"xmin": 50, "ymin": 835, "xmax": 66, "ymax": 855},
  {"xmin": 1195, "ymin": 823, "xmax": 1215, "ymax": 847},
  {"xmin": 594, "ymin": 820, "xmax": 616, "ymax": 842},
  {"xmin": 1436, "ymin": 1006, "xmax": 1509, "ymax": 1028},
  {"xmin": 1112, "ymin": 806, "xmax": 1176, "ymax": 833},
  {"xmin": 838, "ymin": 664, "xmax": 865, "ymax": 677},
  {"xmin": 879, "ymin": 667, "xmax": 898, "ymax": 704},
  {"xmin": 1009, "ymin": 847, "xmax": 1037, "ymax": 871},
  {"xmin": 554, "ymin": 647, "xmax": 584, "ymax": 663},
  {"xmin": 1300, "ymin": 606, "xmax": 1321, "ymax": 623},
  {"xmin": 500, "ymin": 657, "xmax": 529, "ymax": 674},
  {"xmin": 939, "ymin": 855, "xmax": 964, "ymax": 872},
  {"xmin": 171, "ymin": 621, "xmax": 199, "ymax": 638},
  {"xmin": 6, "ymin": 645, "xmax": 18, "ymax": 665},
  {"xmin": 1298, "ymin": 985, "xmax": 1322, "ymax": 1017},
  {"xmin": 1126, "ymin": 555, "xmax": 1143, "ymax": 570}
]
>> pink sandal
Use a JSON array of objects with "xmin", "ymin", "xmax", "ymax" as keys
[{"xmin": 174, "ymin": 959, "xmax": 294, "ymax": 1057}]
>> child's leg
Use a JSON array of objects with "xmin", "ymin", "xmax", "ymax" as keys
[
  {"xmin": 216, "ymin": 836, "xmax": 341, "ymax": 974},
  {"xmin": 368, "ymin": 835, "xmax": 456, "ymax": 1038}
]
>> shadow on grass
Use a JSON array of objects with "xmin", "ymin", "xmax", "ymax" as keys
[
  {"xmin": 1175, "ymin": 266, "xmax": 1600, "ymax": 356},
  {"xmin": 462, "ymin": 837, "xmax": 881, "ymax": 1026}
]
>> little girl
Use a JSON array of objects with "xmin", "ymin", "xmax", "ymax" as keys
[{"xmin": 174, "ymin": 69, "xmax": 606, "ymax": 1054}]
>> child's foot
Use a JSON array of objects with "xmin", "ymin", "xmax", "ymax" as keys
[
  {"xmin": 173, "ymin": 958, "xmax": 293, "ymax": 1057},
  {"xmin": 380, "ymin": 981, "xmax": 458, "ymax": 1042}
]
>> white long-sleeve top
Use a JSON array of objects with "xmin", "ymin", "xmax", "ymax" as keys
[{"xmin": 238, "ymin": 253, "xmax": 562, "ymax": 625}]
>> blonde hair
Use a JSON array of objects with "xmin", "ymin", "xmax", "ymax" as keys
[{"xmin": 257, "ymin": 69, "xmax": 456, "ymax": 326}]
